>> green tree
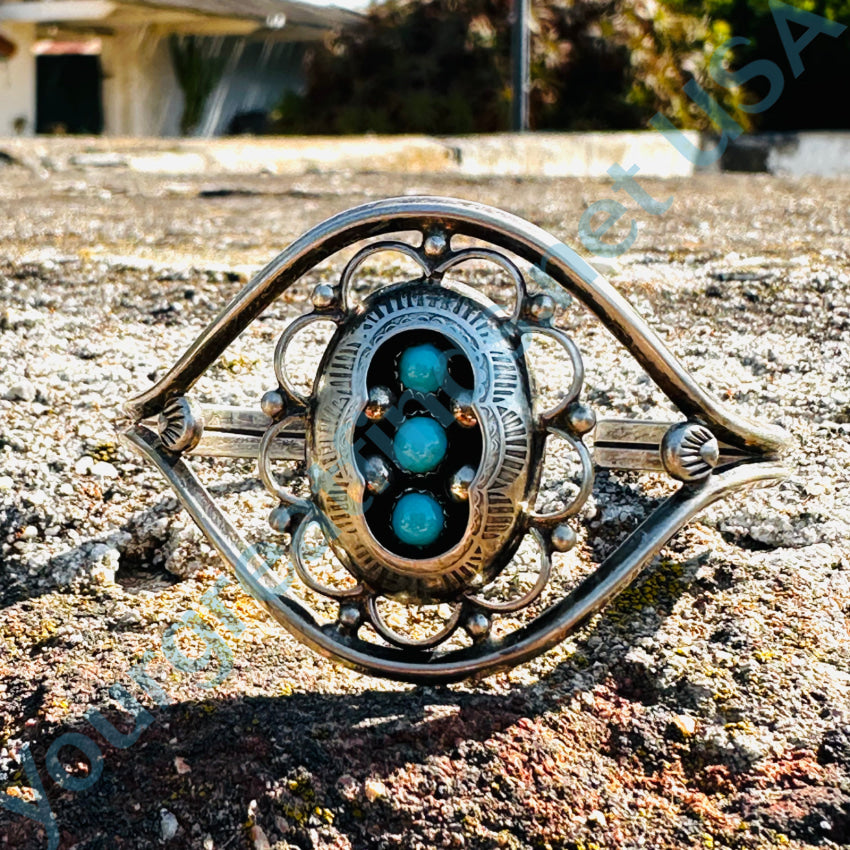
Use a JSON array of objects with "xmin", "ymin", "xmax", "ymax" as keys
[
  {"xmin": 665, "ymin": 0, "xmax": 850, "ymax": 129},
  {"xmin": 274, "ymin": 0, "xmax": 746, "ymax": 134},
  {"xmin": 532, "ymin": 0, "xmax": 746, "ymax": 130},
  {"xmin": 275, "ymin": 0, "xmax": 512, "ymax": 134}
]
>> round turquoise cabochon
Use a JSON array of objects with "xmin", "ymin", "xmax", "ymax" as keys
[
  {"xmin": 394, "ymin": 416, "xmax": 448, "ymax": 473},
  {"xmin": 392, "ymin": 492, "xmax": 444, "ymax": 547},
  {"xmin": 398, "ymin": 343, "xmax": 447, "ymax": 393}
]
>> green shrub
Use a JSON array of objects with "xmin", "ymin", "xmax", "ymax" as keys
[
  {"xmin": 273, "ymin": 0, "xmax": 746, "ymax": 134},
  {"xmin": 666, "ymin": 0, "xmax": 850, "ymax": 130}
]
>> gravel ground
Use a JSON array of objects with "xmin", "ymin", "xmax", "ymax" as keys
[{"xmin": 0, "ymin": 159, "xmax": 849, "ymax": 850}]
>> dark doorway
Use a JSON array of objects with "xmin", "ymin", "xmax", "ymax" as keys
[{"xmin": 36, "ymin": 54, "xmax": 104, "ymax": 134}]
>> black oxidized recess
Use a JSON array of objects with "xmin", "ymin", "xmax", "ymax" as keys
[{"xmin": 353, "ymin": 329, "xmax": 484, "ymax": 559}]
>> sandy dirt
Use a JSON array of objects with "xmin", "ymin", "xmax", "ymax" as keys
[{"xmin": 0, "ymin": 160, "xmax": 849, "ymax": 850}]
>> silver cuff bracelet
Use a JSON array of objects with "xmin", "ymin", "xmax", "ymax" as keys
[{"xmin": 121, "ymin": 196, "xmax": 790, "ymax": 683}]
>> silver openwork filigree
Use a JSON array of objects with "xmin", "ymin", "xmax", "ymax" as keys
[{"xmin": 122, "ymin": 196, "xmax": 790, "ymax": 683}]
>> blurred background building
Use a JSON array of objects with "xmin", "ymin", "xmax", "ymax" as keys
[{"xmin": 0, "ymin": 0, "xmax": 360, "ymax": 135}]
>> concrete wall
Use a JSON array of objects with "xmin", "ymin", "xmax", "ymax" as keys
[
  {"xmin": 2, "ymin": 131, "xmax": 839, "ymax": 177},
  {"xmin": 445, "ymin": 131, "xmax": 701, "ymax": 179},
  {"xmin": 0, "ymin": 22, "xmax": 36, "ymax": 136},
  {"xmin": 721, "ymin": 132, "xmax": 850, "ymax": 177},
  {"xmin": 767, "ymin": 133, "xmax": 850, "ymax": 178}
]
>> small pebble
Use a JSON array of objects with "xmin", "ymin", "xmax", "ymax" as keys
[
  {"xmin": 250, "ymin": 826, "xmax": 271, "ymax": 850},
  {"xmin": 364, "ymin": 778, "xmax": 387, "ymax": 802},
  {"xmin": 587, "ymin": 809, "xmax": 607, "ymax": 828},
  {"xmin": 672, "ymin": 713, "xmax": 697, "ymax": 737},
  {"xmin": 74, "ymin": 456, "xmax": 94, "ymax": 475},
  {"xmin": 337, "ymin": 774, "xmax": 359, "ymax": 801},
  {"xmin": 160, "ymin": 809, "xmax": 179, "ymax": 841},
  {"xmin": 3, "ymin": 379, "xmax": 36, "ymax": 402}
]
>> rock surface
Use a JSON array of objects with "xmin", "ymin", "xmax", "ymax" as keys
[{"xmin": 0, "ymin": 161, "xmax": 848, "ymax": 850}]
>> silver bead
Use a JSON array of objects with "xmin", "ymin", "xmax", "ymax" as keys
[
  {"xmin": 268, "ymin": 505, "xmax": 293, "ymax": 534},
  {"xmin": 363, "ymin": 455, "xmax": 392, "ymax": 495},
  {"xmin": 566, "ymin": 401, "xmax": 596, "ymax": 435},
  {"xmin": 464, "ymin": 610, "xmax": 491, "ymax": 640},
  {"xmin": 449, "ymin": 465, "xmax": 477, "ymax": 501},
  {"xmin": 311, "ymin": 283, "xmax": 335, "ymax": 309},
  {"xmin": 527, "ymin": 293, "xmax": 555, "ymax": 322},
  {"xmin": 551, "ymin": 524, "xmax": 577, "ymax": 552},
  {"xmin": 260, "ymin": 389, "xmax": 286, "ymax": 419},
  {"xmin": 661, "ymin": 422, "xmax": 719, "ymax": 482},
  {"xmin": 451, "ymin": 393, "xmax": 478, "ymax": 428},
  {"xmin": 338, "ymin": 603, "xmax": 363, "ymax": 631},
  {"xmin": 423, "ymin": 231, "xmax": 448, "ymax": 258},
  {"xmin": 157, "ymin": 396, "xmax": 204, "ymax": 452},
  {"xmin": 365, "ymin": 386, "xmax": 394, "ymax": 421}
]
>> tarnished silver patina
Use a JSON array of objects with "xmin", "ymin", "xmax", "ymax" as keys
[{"xmin": 122, "ymin": 196, "xmax": 790, "ymax": 683}]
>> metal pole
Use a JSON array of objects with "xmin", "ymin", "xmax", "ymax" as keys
[{"xmin": 511, "ymin": 0, "xmax": 530, "ymax": 131}]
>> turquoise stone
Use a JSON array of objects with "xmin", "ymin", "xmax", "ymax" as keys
[
  {"xmin": 392, "ymin": 492, "xmax": 444, "ymax": 547},
  {"xmin": 398, "ymin": 343, "xmax": 447, "ymax": 393},
  {"xmin": 394, "ymin": 417, "xmax": 447, "ymax": 473}
]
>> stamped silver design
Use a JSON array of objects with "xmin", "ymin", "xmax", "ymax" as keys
[
  {"xmin": 157, "ymin": 396, "xmax": 204, "ymax": 452},
  {"xmin": 661, "ymin": 421, "xmax": 721, "ymax": 482},
  {"xmin": 309, "ymin": 281, "xmax": 539, "ymax": 602}
]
